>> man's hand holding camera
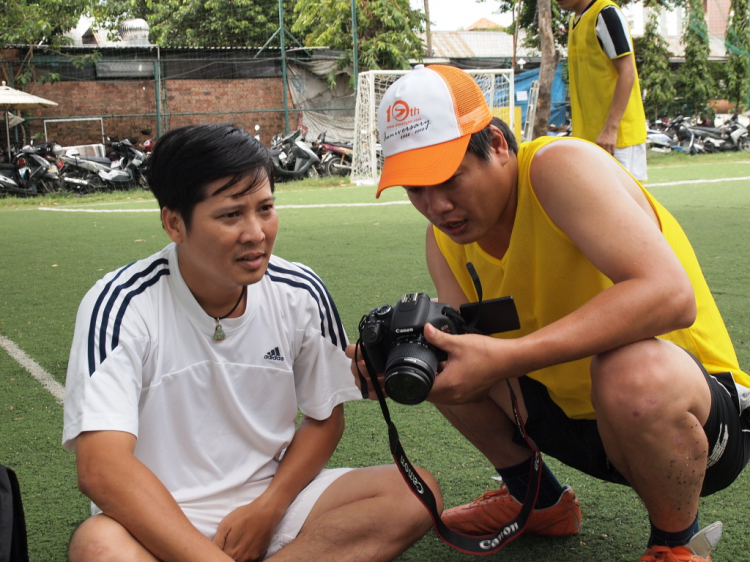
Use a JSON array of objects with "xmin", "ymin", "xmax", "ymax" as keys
[
  {"xmin": 420, "ymin": 324, "xmax": 524, "ymax": 404},
  {"xmin": 345, "ymin": 343, "xmax": 386, "ymax": 400},
  {"xmin": 349, "ymin": 290, "xmax": 522, "ymax": 405},
  {"xmin": 349, "ymin": 325, "xmax": 525, "ymax": 405}
]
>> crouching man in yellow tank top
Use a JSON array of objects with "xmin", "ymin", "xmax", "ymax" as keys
[{"xmin": 351, "ymin": 64, "xmax": 750, "ymax": 562}]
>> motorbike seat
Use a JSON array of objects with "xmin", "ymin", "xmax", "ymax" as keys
[
  {"xmin": 691, "ymin": 126, "xmax": 723, "ymax": 135},
  {"xmin": 70, "ymin": 154, "xmax": 113, "ymax": 165}
]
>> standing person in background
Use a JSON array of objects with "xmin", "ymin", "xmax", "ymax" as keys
[{"xmin": 559, "ymin": 0, "xmax": 649, "ymax": 180}]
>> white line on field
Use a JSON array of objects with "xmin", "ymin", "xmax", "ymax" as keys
[
  {"xmin": 649, "ymin": 161, "xmax": 750, "ymax": 169},
  {"xmin": 0, "ymin": 335, "xmax": 65, "ymax": 405},
  {"xmin": 648, "ymin": 176, "xmax": 750, "ymax": 187},
  {"xmin": 39, "ymin": 208, "xmax": 158, "ymax": 212},
  {"xmin": 34, "ymin": 175, "xmax": 750, "ymax": 214},
  {"xmin": 37, "ymin": 201, "xmax": 413, "ymax": 212}
]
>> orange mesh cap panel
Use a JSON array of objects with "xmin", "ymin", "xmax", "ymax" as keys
[{"xmin": 428, "ymin": 65, "xmax": 493, "ymax": 135}]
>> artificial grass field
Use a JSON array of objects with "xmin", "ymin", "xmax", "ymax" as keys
[{"xmin": 0, "ymin": 151, "xmax": 748, "ymax": 561}]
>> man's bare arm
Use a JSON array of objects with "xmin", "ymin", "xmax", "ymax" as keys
[
  {"xmin": 597, "ymin": 53, "xmax": 637, "ymax": 154},
  {"xmin": 76, "ymin": 431, "xmax": 233, "ymax": 562},
  {"xmin": 512, "ymin": 139, "xmax": 694, "ymax": 371}
]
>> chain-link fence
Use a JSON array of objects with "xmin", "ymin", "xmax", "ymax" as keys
[{"xmin": 1, "ymin": 47, "xmax": 356, "ymax": 152}]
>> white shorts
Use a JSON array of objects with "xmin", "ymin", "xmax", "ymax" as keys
[
  {"xmin": 91, "ymin": 467, "xmax": 352, "ymax": 558},
  {"xmin": 613, "ymin": 142, "xmax": 648, "ymax": 181}
]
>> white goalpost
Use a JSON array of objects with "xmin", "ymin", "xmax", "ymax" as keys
[{"xmin": 351, "ymin": 68, "xmax": 515, "ymax": 186}]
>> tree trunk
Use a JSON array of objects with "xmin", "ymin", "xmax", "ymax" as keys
[
  {"xmin": 532, "ymin": 0, "xmax": 559, "ymax": 139},
  {"xmin": 424, "ymin": 0, "xmax": 432, "ymax": 57}
]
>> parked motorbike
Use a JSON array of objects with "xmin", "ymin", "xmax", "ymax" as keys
[
  {"xmin": 689, "ymin": 114, "xmax": 750, "ymax": 153},
  {"xmin": 140, "ymin": 137, "xmax": 155, "ymax": 155},
  {"xmin": 107, "ymin": 138, "xmax": 147, "ymax": 187},
  {"xmin": 61, "ymin": 137, "xmax": 145, "ymax": 192},
  {"xmin": 0, "ymin": 163, "xmax": 26, "ymax": 196},
  {"xmin": 138, "ymin": 137, "xmax": 155, "ymax": 188},
  {"xmin": 0, "ymin": 142, "xmax": 64, "ymax": 197},
  {"xmin": 659, "ymin": 115, "xmax": 703, "ymax": 155},
  {"xmin": 312, "ymin": 132, "xmax": 353, "ymax": 176},
  {"xmin": 268, "ymin": 129, "xmax": 320, "ymax": 181},
  {"xmin": 646, "ymin": 125, "xmax": 674, "ymax": 153}
]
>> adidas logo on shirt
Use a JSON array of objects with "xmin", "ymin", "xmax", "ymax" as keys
[{"xmin": 264, "ymin": 347, "xmax": 284, "ymax": 361}]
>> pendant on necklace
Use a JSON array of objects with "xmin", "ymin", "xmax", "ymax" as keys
[{"xmin": 213, "ymin": 322, "xmax": 226, "ymax": 341}]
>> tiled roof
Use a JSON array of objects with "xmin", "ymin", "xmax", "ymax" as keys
[
  {"xmin": 465, "ymin": 18, "xmax": 505, "ymax": 30},
  {"xmin": 423, "ymin": 30, "xmax": 535, "ymax": 59}
]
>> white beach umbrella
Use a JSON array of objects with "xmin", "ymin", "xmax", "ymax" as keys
[{"xmin": 0, "ymin": 81, "xmax": 58, "ymax": 158}]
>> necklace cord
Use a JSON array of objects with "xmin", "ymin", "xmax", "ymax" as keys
[
  {"xmin": 211, "ymin": 286, "xmax": 246, "ymax": 342},
  {"xmin": 215, "ymin": 286, "xmax": 247, "ymax": 321}
]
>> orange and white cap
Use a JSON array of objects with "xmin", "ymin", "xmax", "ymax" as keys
[{"xmin": 376, "ymin": 64, "xmax": 492, "ymax": 198}]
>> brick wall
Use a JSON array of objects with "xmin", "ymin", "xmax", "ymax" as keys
[{"xmin": 13, "ymin": 76, "xmax": 292, "ymax": 148}]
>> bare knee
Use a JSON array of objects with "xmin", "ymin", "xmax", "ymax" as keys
[
  {"xmin": 69, "ymin": 515, "xmax": 156, "ymax": 562},
  {"xmin": 371, "ymin": 464, "xmax": 439, "ymax": 537},
  {"xmin": 590, "ymin": 340, "xmax": 672, "ymax": 422},
  {"xmin": 416, "ymin": 466, "xmax": 443, "ymax": 514},
  {"xmin": 399, "ymin": 465, "xmax": 440, "ymax": 539}
]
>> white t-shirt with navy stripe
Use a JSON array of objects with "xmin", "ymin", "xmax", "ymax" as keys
[{"xmin": 63, "ymin": 243, "xmax": 361, "ymax": 504}]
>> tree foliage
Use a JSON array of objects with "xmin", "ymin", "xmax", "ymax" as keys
[
  {"xmin": 1, "ymin": 0, "xmax": 85, "ymax": 47},
  {"xmin": 291, "ymin": 0, "xmax": 425, "ymax": 73},
  {"xmin": 634, "ymin": 10, "xmax": 676, "ymax": 121},
  {"xmin": 677, "ymin": 0, "xmax": 715, "ymax": 117},
  {"xmin": 0, "ymin": 0, "xmax": 90, "ymax": 85},
  {"xmin": 724, "ymin": 0, "xmax": 749, "ymax": 110},
  {"xmin": 495, "ymin": 0, "xmax": 567, "ymax": 54},
  {"xmin": 495, "ymin": 0, "xmax": 683, "ymax": 55},
  {"xmin": 91, "ymin": 0, "xmax": 289, "ymax": 47}
]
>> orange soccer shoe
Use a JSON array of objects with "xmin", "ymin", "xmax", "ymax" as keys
[
  {"xmin": 638, "ymin": 546, "xmax": 711, "ymax": 562},
  {"xmin": 441, "ymin": 483, "xmax": 581, "ymax": 537},
  {"xmin": 638, "ymin": 522, "xmax": 723, "ymax": 562}
]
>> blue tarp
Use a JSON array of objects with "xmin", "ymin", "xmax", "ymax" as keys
[{"xmin": 513, "ymin": 63, "xmax": 568, "ymax": 127}]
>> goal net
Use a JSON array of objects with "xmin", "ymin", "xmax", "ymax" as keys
[{"xmin": 351, "ymin": 68, "xmax": 515, "ymax": 186}]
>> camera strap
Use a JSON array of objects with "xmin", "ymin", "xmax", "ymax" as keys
[{"xmin": 356, "ymin": 344, "xmax": 543, "ymax": 556}]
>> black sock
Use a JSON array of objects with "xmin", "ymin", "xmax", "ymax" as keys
[
  {"xmin": 496, "ymin": 459, "xmax": 565, "ymax": 509},
  {"xmin": 648, "ymin": 513, "xmax": 700, "ymax": 548}
]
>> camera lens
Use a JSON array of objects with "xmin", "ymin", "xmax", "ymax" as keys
[{"xmin": 383, "ymin": 341, "xmax": 438, "ymax": 405}]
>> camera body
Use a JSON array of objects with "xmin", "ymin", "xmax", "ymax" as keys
[{"xmin": 359, "ymin": 292, "xmax": 468, "ymax": 405}]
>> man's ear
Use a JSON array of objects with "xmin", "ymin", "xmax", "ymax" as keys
[
  {"xmin": 489, "ymin": 124, "xmax": 511, "ymax": 166},
  {"xmin": 162, "ymin": 207, "xmax": 186, "ymax": 244}
]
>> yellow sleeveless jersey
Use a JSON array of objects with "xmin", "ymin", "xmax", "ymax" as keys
[
  {"xmin": 434, "ymin": 136, "xmax": 749, "ymax": 419},
  {"xmin": 568, "ymin": 0, "xmax": 647, "ymax": 148}
]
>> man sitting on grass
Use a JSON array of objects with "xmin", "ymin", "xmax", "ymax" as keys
[
  {"xmin": 357, "ymin": 64, "xmax": 750, "ymax": 562},
  {"xmin": 63, "ymin": 123, "xmax": 439, "ymax": 562}
]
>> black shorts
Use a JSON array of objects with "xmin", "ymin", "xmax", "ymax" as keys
[{"xmin": 513, "ymin": 355, "xmax": 750, "ymax": 496}]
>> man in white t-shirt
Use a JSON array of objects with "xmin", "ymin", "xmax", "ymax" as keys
[{"xmin": 63, "ymin": 123, "xmax": 440, "ymax": 562}]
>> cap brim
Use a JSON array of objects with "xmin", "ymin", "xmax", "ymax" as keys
[{"xmin": 376, "ymin": 135, "xmax": 472, "ymax": 198}]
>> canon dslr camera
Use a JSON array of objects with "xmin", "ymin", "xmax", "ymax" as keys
[
  {"xmin": 359, "ymin": 290, "xmax": 521, "ymax": 405},
  {"xmin": 359, "ymin": 293, "xmax": 467, "ymax": 405}
]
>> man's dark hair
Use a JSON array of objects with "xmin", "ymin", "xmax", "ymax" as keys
[
  {"xmin": 467, "ymin": 117, "xmax": 519, "ymax": 161},
  {"xmin": 146, "ymin": 123, "xmax": 275, "ymax": 230}
]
